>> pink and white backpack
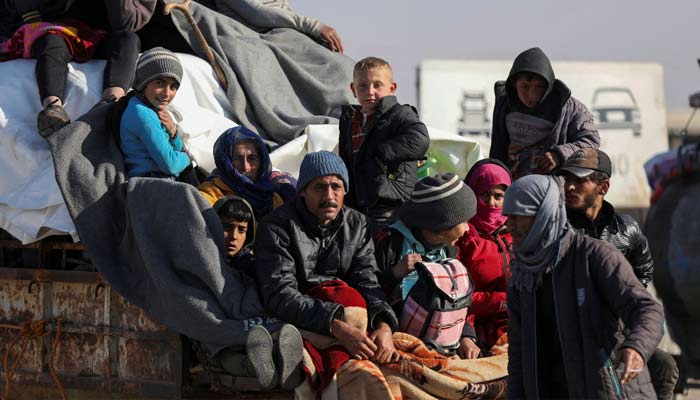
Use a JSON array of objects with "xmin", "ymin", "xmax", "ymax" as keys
[{"xmin": 400, "ymin": 258, "xmax": 473, "ymax": 355}]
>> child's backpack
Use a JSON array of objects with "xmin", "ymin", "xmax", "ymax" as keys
[{"xmin": 400, "ymin": 258, "xmax": 473, "ymax": 355}]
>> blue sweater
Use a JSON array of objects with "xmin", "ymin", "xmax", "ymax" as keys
[{"xmin": 120, "ymin": 97, "xmax": 191, "ymax": 177}]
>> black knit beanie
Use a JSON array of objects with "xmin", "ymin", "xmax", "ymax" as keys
[
  {"xmin": 398, "ymin": 173, "xmax": 477, "ymax": 231},
  {"xmin": 133, "ymin": 47, "xmax": 183, "ymax": 92}
]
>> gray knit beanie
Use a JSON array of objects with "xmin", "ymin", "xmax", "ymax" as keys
[
  {"xmin": 133, "ymin": 47, "xmax": 183, "ymax": 92},
  {"xmin": 297, "ymin": 151, "xmax": 349, "ymax": 193},
  {"xmin": 398, "ymin": 173, "xmax": 477, "ymax": 231}
]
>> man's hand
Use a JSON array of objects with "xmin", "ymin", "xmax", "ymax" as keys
[
  {"xmin": 619, "ymin": 347, "xmax": 645, "ymax": 385},
  {"xmin": 535, "ymin": 151, "xmax": 558, "ymax": 173},
  {"xmin": 319, "ymin": 24, "xmax": 344, "ymax": 54},
  {"xmin": 392, "ymin": 253, "xmax": 422, "ymax": 279},
  {"xmin": 158, "ymin": 109, "xmax": 177, "ymax": 138},
  {"xmin": 369, "ymin": 322, "xmax": 399, "ymax": 364},
  {"xmin": 332, "ymin": 319, "xmax": 376, "ymax": 360},
  {"xmin": 458, "ymin": 337, "xmax": 481, "ymax": 359}
]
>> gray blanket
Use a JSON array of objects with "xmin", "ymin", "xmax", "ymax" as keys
[
  {"xmin": 47, "ymin": 103, "xmax": 281, "ymax": 355},
  {"xmin": 167, "ymin": 0, "xmax": 355, "ymax": 144}
]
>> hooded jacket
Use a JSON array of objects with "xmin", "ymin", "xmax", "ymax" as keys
[
  {"xmin": 489, "ymin": 47, "xmax": 600, "ymax": 175},
  {"xmin": 254, "ymin": 197, "xmax": 398, "ymax": 336},
  {"xmin": 568, "ymin": 200, "xmax": 654, "ymax": 287},
  {"xmin": 507, "ymin": 228, "xmax": 664, "ymax": 399},
  {"xmin": 338, "ymin": 95, "xmax": 430, "ymax": 210},
  {"xmin": 219, "ymin": 196, "xmax": 258, "ymax": 286}
]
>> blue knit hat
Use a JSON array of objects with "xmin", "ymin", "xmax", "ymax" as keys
[{"xmin": 297, "ymin": 151, "xmax": 349, "ymax": 193}]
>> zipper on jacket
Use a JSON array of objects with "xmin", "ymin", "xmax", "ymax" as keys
[{"xmin": 599, "ymin": 349, "xmax": 623, "ymax": 398}]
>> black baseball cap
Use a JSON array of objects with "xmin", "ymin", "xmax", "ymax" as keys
[{"xmin": 558, "ymin": 148, "xmax": 612, "ymax": 178}]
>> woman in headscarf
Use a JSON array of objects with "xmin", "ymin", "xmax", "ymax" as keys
[
  {"xmin": 374, "ymin": 173, "xmax": 482, "ymax": 359},
  {"xmin": 198, "ymin": 126, "xmax": 296, "ymax": 220},
  {"xmin": 455, "ymin": 159, "xmax": 513, "ymax": 351}
]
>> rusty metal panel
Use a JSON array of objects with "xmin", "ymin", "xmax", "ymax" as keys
[
  {"xmin": 113, "ymin": 294, "xmax": 167, "ymax": 333},
  {"xmin": 51, "ymin": 282, "xmax": 109, "ymax": 326},
  {"xmin": 0, "ymin": 279, "xmax": 43, "ymax": 372},
  {"xmin": 53, "ymin": 332, "xmax": 109, "ymax": 377},
  {"xmin": 0, "ymin": 268, "xmax": 183, "ymax": 398},
  {"xmin": 0, "ymin": 279, "xmax": 42, "ymax": 322},
  {"xmin": 118, "ymin": 338, "xmax": 176, "ymax": 381},
  {"xmin": 0, "ymin": 332, "xmax": 42, "ymax": 373}
]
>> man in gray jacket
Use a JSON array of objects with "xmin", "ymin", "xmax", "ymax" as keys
[
  {"xmin": 503, "ymin": 174, "xmax": 664, "ymax": 399},
  {"xmin": 559, "ymin": 148, "xmax": 679, "ymax": 399}
]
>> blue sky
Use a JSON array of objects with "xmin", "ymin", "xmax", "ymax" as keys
[{"xmin": 295, "ymin": 1, "xmax": 700, "ymax": 110}]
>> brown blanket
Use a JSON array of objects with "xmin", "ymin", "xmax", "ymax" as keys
[{"xmin": 297, "ymin": 333, "xmax": 508, "ymax": 399}]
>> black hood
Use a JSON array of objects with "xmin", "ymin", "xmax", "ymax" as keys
[{"xmin": 505, "ymin": 47, "xmax": 571, "ymax": 115}]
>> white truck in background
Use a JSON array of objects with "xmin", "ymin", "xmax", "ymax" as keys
[{"xmin": 417, "ymin": 60, "xmax": 669, "ymax": 212}]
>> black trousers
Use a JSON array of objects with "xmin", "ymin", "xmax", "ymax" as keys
[
  {"xmin": 32, "ymin": 30, "xmax": 140, "ymax": 102},
  {"xmin": 647, "ymin": 348, "xmax": 679, "ymax": 400},
  {"xmin": 137, "ymin": 1, "xmax": 194, "ymax": 54}
]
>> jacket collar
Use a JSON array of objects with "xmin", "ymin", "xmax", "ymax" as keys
[
  {"xmin": 345, "ymin": 95, "xmax": 399, "ymax": 115},
  {"xmin": 375, "ymin": 95, "xmax": 399, "ymax": 115},
  {"xmin": 295, "ymin": 197, "xmax": 344, "ymax": 238},
  {"xmin": 567, "ymin": 200, "xmax": 617, "ymax": 237},
  {"xmin": 389, "ymin": 219, "xmax": 448, "ymax": 261}
]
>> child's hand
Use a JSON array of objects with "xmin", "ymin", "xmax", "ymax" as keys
[
  {"xmin": 458, "ymin": 337, "xmax": 481, "ymax": 359},
  {"xmin": 535, "ymin": 151, "xmax": 558, "ymax": 173},
  {"xmin": 158, "ymin": 109, "xmax": 177, "ymax": 138},
  {"xmin": 392, "ymin": 253, "xmax": 422, "ymax": 279}
]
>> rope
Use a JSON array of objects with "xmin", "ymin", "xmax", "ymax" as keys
[{"xmin": 0, "ymin": 319, "xmax": 66, "ymax": 400}]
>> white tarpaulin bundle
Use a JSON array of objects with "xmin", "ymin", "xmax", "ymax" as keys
[{"xmin": 0, "ymin": 54, "xmax": 480, "ymax": 244}]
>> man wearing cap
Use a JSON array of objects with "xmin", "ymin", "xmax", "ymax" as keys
[
  {"xmin": 503, "ymin": 174, "xmax": 664, "ymax": 399},
  {"xmin": 254, "ymin": 150, "xmax": 399, "ymax": 364},
  {"xmin": 558, "ymin": 148, "xmax": 679, "ymax": 399}
]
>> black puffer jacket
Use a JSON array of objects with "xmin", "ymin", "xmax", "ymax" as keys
[
  {"xmin": 568, "ymin": 201, "xmax": 654, "ymax": 287},
  {"xmin": 338, "ymin": 96, "xmax": 430, "ymax": 210},
  {"xmin": 254, "ymin": 198, "xmax": 398, "ymax": 336}
]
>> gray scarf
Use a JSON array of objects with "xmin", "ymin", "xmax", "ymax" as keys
[{"xmin": 502, "ymin": 175, "xmax": 567, "ymax": 292}]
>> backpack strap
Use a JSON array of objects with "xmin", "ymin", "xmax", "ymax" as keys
[{"xmin": 438, "ymin": 260, "xmax": 458, "ymax": 292}]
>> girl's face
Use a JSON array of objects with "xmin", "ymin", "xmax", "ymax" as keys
[
  {"xmin": 479, "ymin": 184, "xmax": 507, "ymax": 208},
  {"xmin": 143, "ymin": 76, "xmax": 180, "ymax": 111}
]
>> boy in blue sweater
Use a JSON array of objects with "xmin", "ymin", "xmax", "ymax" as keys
[{"xmin": 120, "ymin": 47, "xmax": 194, "ymax": 180}]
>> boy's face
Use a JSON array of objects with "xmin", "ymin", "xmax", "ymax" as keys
[
  {"xmin": 514, "ymin": 74, "xmax": 547, "ymax": 109},
  {"xmin": 143, "ymin": 76, "xmax": 180, "ymax": 111},
  {"xmin": 222, "ymin": 218, "xmax": 248, "ymax": 258},
  {"xmin": 351, "ymin": 67, "xmax": 397, "ymax": 113}
]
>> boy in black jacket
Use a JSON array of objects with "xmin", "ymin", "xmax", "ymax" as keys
[{"xmin": 338, "ymin": 57, "xmax": 430, "ymax": 237}]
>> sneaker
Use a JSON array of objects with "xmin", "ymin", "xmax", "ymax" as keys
[
  {"xmin": 37, "ymin": 104, "xmax": 70, "ymax": 138},
  {"xmin": 275, "ymin": 324, "xmax": 305, "ymax": 390},
  {"xmin": 246, "ymin": 325, "xmax": 278, "ymax": 390}
]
